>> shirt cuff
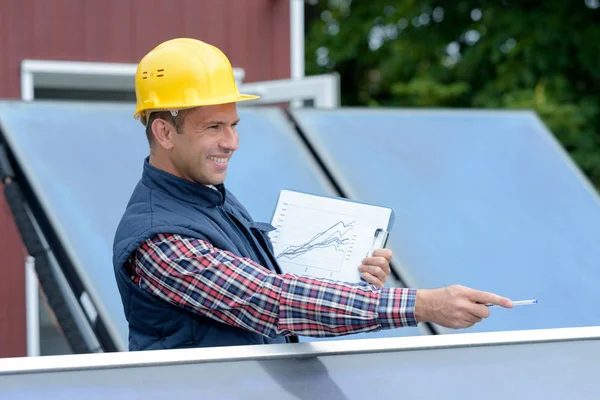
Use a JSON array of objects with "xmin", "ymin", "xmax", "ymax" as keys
[{"xmin": 377, "ymin": 288, "xmax": 418, "ymax": 329}]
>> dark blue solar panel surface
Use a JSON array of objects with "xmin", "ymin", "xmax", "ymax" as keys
[
  {"xmin": 0, "ymin": 101, "xmax": 425, "ymax": 351},
  {"xmin": 1, "ymin": 338, "xmax": 599, "ymax": 399},
  {"xmin": 291, "ymin": 108, "xmax": 600, "ymax": 334}
]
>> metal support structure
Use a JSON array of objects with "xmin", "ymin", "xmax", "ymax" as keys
[
  {"xmin": 25, "ymin": 256, "xmax": 40, "ymax": 357},
  {"xmin": 24, "ymin": 205, "xmax": 105, "ymax": 353}
]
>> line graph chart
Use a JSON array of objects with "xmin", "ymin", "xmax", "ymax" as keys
[
  {"xmin": 271, "ymin": 203, "xmax": 358, "ymax": 278},
  {"xmin": 269, "ymin": 190, "xmax": 393, "ymax": 282},
  {"xmin": 277, "ymin": 220, "xmax": 355, "ymax": 261}
]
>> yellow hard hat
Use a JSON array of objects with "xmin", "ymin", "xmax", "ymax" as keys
[{"xmin": 134, "ymin": 38, "xmax": 259, "ymax": 125}]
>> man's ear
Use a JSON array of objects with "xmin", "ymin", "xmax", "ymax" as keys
[{"xmin": 151, "ymin": 118, "xmax": 176, "ymax": 150}]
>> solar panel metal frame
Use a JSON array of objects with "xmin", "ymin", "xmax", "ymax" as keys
[
  {"xmin": 2, "ymin": 325, "xmax": 598, "ymax": 374},
  {"xmin": 1, "ymin": 326, "xmax": 598, "ymax": 400}
]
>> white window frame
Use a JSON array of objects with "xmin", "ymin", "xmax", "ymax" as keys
[
  {"xmin": 20, "ymin": 60, "xmax": 246, "ymax": 102},
  {"xmin": 20, "ymin": 59, "xmax": 340, "ymax": 108},
  {"xmin": 239, "ymin": 74, "xmax": 340, "ymax": 108}
]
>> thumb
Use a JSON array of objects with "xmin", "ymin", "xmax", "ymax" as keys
[{"xmin": 372, "ymin": 248, "xmax": 392, "ymax": 261}]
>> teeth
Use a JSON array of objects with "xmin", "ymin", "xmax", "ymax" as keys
[{"xmin": 209, "ymin": 157, "xmax": 228, "ymax": 163}]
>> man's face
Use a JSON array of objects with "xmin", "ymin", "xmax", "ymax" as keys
[{"xmin": 160, "ymin": 103, "xmax": 240, "ymax": 186}]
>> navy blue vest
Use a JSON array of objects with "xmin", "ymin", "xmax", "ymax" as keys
[{"xmin": 113, "ymin": 159, "xmax": 291, "ymax": 350}]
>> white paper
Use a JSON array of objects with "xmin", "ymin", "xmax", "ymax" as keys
[{"xmin": 269, "ymin": 190, "xmax": 392, "ymax": 283}]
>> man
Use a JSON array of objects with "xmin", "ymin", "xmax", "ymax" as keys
[{"xmin": 113, "ymin": 38, "xmax": 513, "ymax": 351}]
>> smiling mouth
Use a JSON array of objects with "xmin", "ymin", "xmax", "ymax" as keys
[{"xmin": 208, "ymin": 156, "xmax": 229, "ymax": 164}]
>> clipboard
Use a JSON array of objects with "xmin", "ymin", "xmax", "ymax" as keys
[{"xmin": 268, "ymin": 190, "xmax": 393, "ymax": 282}]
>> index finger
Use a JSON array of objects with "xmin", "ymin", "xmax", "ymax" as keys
[{"xmin": 467, "ymin": 288, "xmax": 513, "ymax": 308}]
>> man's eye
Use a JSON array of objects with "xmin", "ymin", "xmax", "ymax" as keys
[{"xmin": 209, "ymin": 125, "xmax": 219, "ymax": 130}]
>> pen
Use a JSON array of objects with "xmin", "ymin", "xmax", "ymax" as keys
[
  {"xmin": 366, "ymin": 228, "xmax": 383, "ymax": 258},
  {"xmin": 486, "ymin": 299, "xmax": 538, "ymax": 307}
]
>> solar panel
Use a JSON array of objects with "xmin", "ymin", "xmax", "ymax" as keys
[
  {"xmin": 291, "ymin": 108, "xmax": 600, "ymax": 334},
  {"xmin": 0, "ymin": 101, "xmax": 425, "ymax": 352},
  {"xmin": 1, "ymin": 328, "xmax": 598, "ymax": 399}
]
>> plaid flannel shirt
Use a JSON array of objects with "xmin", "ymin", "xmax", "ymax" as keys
[{"xmin": 130, "ymin": 233, "xmax": 417, "ymax": 338}]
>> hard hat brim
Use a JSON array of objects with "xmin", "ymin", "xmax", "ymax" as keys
[{"xmin": 134, "ymin": 93, "xmax": 260, "ymax": 122}]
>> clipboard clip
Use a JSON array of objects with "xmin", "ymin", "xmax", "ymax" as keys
[{"xmin": 366, "ymin": 228, "xmax": 389, "ymax": 257}]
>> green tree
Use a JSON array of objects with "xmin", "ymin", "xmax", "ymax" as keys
[{"xmin": 305, "ymin": 0, "xmax": 600, "ymax": 189}]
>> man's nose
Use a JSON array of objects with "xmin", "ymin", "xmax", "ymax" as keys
[{"xmin": 219, "ymin": 127, "xmax": 239, "ymax": 151}]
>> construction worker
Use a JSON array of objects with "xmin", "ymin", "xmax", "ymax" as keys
[{"xmin": 112, "ymin": 38, "xmax": 513, "ymax": 351}]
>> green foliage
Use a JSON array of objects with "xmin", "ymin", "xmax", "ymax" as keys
[{"xmin": 305, "ymin": 0, "xmax": 600, "ymax": 189}]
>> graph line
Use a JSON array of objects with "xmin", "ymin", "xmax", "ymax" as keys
[{"xmin": 276, "ymin": 221, "xmax": 355, "ymax": 260}]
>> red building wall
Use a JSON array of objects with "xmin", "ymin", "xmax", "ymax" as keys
[
  {"xmin": 0, "ymin": 184, "xmax": 27, "ymax": 358},
  {"xmin": 0, "ymin": 0, "xmax": 291, "ymax": 358},
  {"xmin": 0, "ymin": 0, "xmax": 291, "ymax": 98}
]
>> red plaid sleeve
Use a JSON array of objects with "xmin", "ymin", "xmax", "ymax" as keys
[{"xmin": 131, "ymin": 233, "xmax": 417, "ymax": 338}]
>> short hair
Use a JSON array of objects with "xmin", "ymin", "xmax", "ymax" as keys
[{"xmin": 145, "ymin": 110, "xmax": 188, "ymax": 145}]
